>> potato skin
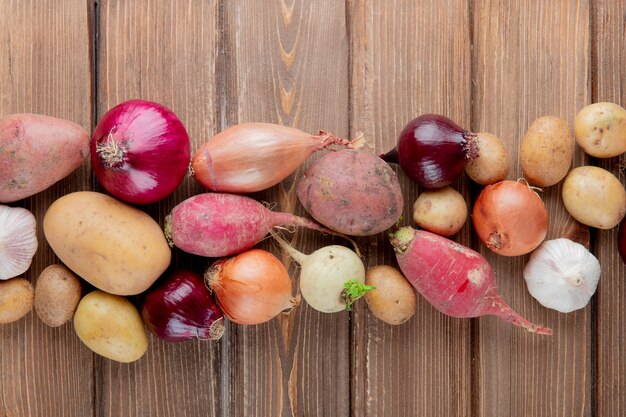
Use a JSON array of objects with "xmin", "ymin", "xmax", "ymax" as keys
[
  {"xmin": 34, "ymin": 264, "xmax": 82, "ymax": 327},
  {"xmin": 364, "ymin": 265, "xmax": 416, "ymax": 325},
  {"xmin": 73, "ymin": 291, "xmax": 148, "ymax": 363},
  {"xmin": 0, "ymin": 277, "xmax": 34, "ymax": 324},
  {"xmin": 562, "ymin": 166, "xmax": 626, "ymax": 229},
  {"xmin": 520, "ymin": 116, "xmax": 574, "ymax": 187},
  {"xmin": 0, "ymin": 114, "xmax": 89, "ymax": 202},
  {"xmin": 296, "ymin": 150, "xmax": 403, "ymax": 236},
  {"xmin": 574, "ymin": 102, "xmax": 626, "ymax": 158},
  {"xmin": 412, "ymin": 187, "xmax": 467, "ymax": 236},
  {"xmin": 465, "ymin": 132, "xmax": 510, "ymax": 185},
  {"xmin": 43, "ymin": 191, "xmax": 171, "ymax": 295}
]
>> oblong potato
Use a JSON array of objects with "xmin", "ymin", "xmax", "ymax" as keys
[
  {"xmin": 43, "ymin": 191, "xmax": 171, "ymax": 295},
  {"xmin": 521, "ymin": 116, "xmax": 574, "ymax": 187},
  {"xmin": 0, "ymin": 114, "xmax": 89, "ymax": 203},
  {"xmin": 364, "ymin": 265, "xmax": 416, "ymax": 325},
  {"xmin": 74, "ymin": 290, "xmax": 148, "ymax": 363},
  {"xmin": 562, "ymin": 166, "xmax": 626, "ymax": 229}
]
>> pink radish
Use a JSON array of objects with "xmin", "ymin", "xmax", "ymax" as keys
[
  {"xmin": 390, "ymin": 226, "xmax": 552, "ymax": 335},
  {"xmin": 165, "ymin": 193, "xmax": 347, "ymax": 258}
]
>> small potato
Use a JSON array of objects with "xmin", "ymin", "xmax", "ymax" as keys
[
  {"xmin": 74, "ymin": 291, "xmax": 148, "ymax": 363},
  {"xmin": 574, "ymin": 102, "xmax": 626, "ymax": 158},
  {"xmin": 520, "ymin": 116, "xmax": 574, "ymax": 187},
  {"xmin": 412, "ymin": 187, "xmax": 467, "ymax": 236},
  {"xmin": 0, "ymin": 277, "xmax": 34, "ymax": 324},
  {"xmin": 35, "ymin": 264, "xmax": 82, "ymax": 327},
  {"xmin": 364, "ymin": 265, "xmax": 416, "ymax": 325},
  {"xmin": 465, "ymin": 132, "xmax": 510, "ymax": 185},
  {"xmin": 562, "ymin": 166, "xmax": 626, "ymax": 229}
]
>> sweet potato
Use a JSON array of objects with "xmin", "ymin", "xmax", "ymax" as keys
[
  {"xmin": 296, "ymin": 149, "xmax": 403, "ymax": 236},
  {"xmin": 0, "ymin": 113, "xmax": 90, "ymax": 202}
]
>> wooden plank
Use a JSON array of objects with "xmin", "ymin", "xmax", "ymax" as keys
[
  {"xmin": 220, "ymin": 1, "xmax": 351, "ymax": 416},
  {"xmin": 96, "ymin": 1, "xmax": 223, "ymax": 416},
  {"xmin": 591, "ymin": 1, "xmax": 626, "ymax": 415},
  {"xmin": 0, "ymin": 1, "xmax": 94, "ymax": 417},
  {"xmin": 472, "ymin": 1, "xmax": 591, "ymax": 416},
  {"xmin": 348, "ymin": 1, "xmax": 473, "ymax": 416}
]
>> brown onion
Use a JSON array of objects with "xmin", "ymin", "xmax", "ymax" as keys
[
  {"xmin": 205, "ymin": 249, "xmax": 296, "ymax": 325},
  {"xmin": 472, "ymin": 180, "xmax": 549, "ymax": 256}
]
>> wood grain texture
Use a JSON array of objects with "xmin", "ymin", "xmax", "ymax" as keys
[
  {"xmin": 220, "ymin": 1, "xmax": 351, "ymax": 416},
  {"xmin": 96, "ymin": 1, "xmax": 222, "ymax": 416},
  {"xmin": 348, "ymin": 1, "xmax": 473, "ymax": 416},
  {"xmin": 591, "ymin": 1, "xmax": 626, "ymax": 415},
  {"xmin": 0, "ymin": 1, "xmax": 94, "ymax": 417},
  {"xmin": 472, "ymin": 1, "xmax": 590, "ymax": 416}
]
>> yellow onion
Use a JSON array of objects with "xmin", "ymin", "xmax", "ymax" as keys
[{"xmin": 205, "ymin": 249, "xmax": 296, "ymax": 325}]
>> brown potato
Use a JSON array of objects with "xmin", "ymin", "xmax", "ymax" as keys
[
  {"xmin": 562, "ymin": 166, "xmax": 626, "ymax": 229},
  {"xmin": 0, "ymin": 277, "xmax": 34, "ymax": 324},
  {"xmin": 412, "ymin": 187, "xmax": 467, "ymax": 236},
  {"xmin": 465, "ymin": 132, "xmax": 510, "ymax": 185},
  {"xmin": 521, "ymin": 116, "xmax": 574, "ymax": 187},
  {"xmin": 74, "ymin": 290, "xmax": 148, "ymax": 363},
  {"xmin": 574, "ymin": 102, "xmax": 626, "ymax": 158},
  {"xmin": 34, "ymin": 264, "xmax": 82, "ymax": 327},
  {"xmin": 364, "ymin": 265, "xmax": 416, "ymax": 325}
]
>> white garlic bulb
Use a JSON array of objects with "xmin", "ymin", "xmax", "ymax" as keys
[
  {"xmin": 524, "ymin": 238, "xmax": 600, "ymax": 313},
  {"xmin": 0, "ymin": 205, "xmax": 38, "ymax": 280}
]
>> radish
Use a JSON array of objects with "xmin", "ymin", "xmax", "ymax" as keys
[
  {"xmin": 273, "ymin": 233, "xmax": 371, "ymax": 313},
  {"xmin": 390, "ymin": 226, "xmax": 552, "ymax": 334},
  {"xmin": 164, "ymin": 193, "xmax": 349, "ymax": 258}
]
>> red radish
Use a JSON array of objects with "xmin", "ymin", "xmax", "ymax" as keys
[
  {"xmin": 165, "ymin": 193, "xmax": 347, "ymax": 258},
  {"xmin": 390, "ymin": 226, "xmax": 552, "ymax": 335}
]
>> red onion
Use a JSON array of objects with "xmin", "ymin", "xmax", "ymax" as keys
[
  {"xmin": 381, "ymin": 114, "xmax": 478, "ymax": 188},
  {"xmin": 91, "ymin": 99, "xmax": 191, "ymax": 204},
  {"xmin": 141, "ymin": 270, "xmax": 224, "ymax": 342},
  {"xmin": 619, "ymin": 218, "xmax": 626, "ymax": 264}
]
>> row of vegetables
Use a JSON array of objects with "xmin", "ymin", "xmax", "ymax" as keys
[{"xmin": 1, "ymin": 99, "xmax": 625, "ymax": 363}]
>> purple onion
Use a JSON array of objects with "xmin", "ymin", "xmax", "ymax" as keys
[
  {"xmin": 381, "ymin": 114, "xmax": 478, "ymax": 188},
  {"xmin": 141, "ymin": 270, "xmax": 224, "ymax": 342},
  {"xmin": 91, "ymin": 99, "xmax": 191, "ymax": 204}
]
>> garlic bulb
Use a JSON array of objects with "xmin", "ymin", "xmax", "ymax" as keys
[
  {"xmin": 524, "ymin": 238, "xmax": 600, "ymax": 313},
  {"xmin": 0, "ymin": 205, "xmax": 38, "ymax": 280}
]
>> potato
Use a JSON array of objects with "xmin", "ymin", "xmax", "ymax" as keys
[
  {"xmin": 0, "ymin": 277, "xmax": 34, "ymax": 324},
  {"xmin": 43, "ymin": 191, "xmax": 171, "ymax": 295},
  {"xmin": 562, "ymin": 166, "xmax": 626, "ymax": 229},
  {"xmin": 73, "ymin": 291, "xmax": 148, "ymax": 363},
  {"xmin": 296, "ymin": 149, "xmax": 403, "ymax": 236},
  {"xmin": 0, "ymin": 114, "xmax": 89, "ymax": 203},
  {"xmin": 412, "ymin": 187, "xmax": 467, "ymax": 236},
  {"xmin": 574, "ymin": 102, "xmax": 626, "ymax": 158},
  {"xmin": 465, "ymin": 132, "xmax": 510, "ymax": 185},
  {"xmin": 364, "ymin": 265, "xmax": 416, "ymax": 325},
  {"xmin": 520, "ymin": 116, "xmax": 574, "ymax": 187},
  {"xmin": 34, "ymin": 264, "xmax": 82, "ymax": 327}
]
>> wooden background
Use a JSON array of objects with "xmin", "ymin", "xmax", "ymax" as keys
[{"xmin": 0, "ymin": 0, "xmax": 624, "ymax": 416}]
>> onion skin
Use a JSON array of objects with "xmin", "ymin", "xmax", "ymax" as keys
[
  {"xmin": 141, "ymin": 270, "xmax": 224, "ymax": 342},
  {"xmin": 192, "ymin": 123, "xmax": 362, "ymax": 193},
  {"xmin": 91, "ymin": 99, "xmax": 191, "ymax": 204},
  {"xmin": 205, "ymin": 249, "xmax": 296, "ymax": 325},
  {"xmin": 381, "ymin": 114, "xmax": 477, "ymax": 188},
  {"xmin": 472, "ymin": 180, "xmax": 549, "ymax": 256}
]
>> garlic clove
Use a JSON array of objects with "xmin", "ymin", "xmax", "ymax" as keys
[
  {"xmin": 524, "ymin": 238, "xmax": 601, "ymax": 313},
  {"xmin": 0, "ymin": 205, "xmax": 38, "ymax": 280}
]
